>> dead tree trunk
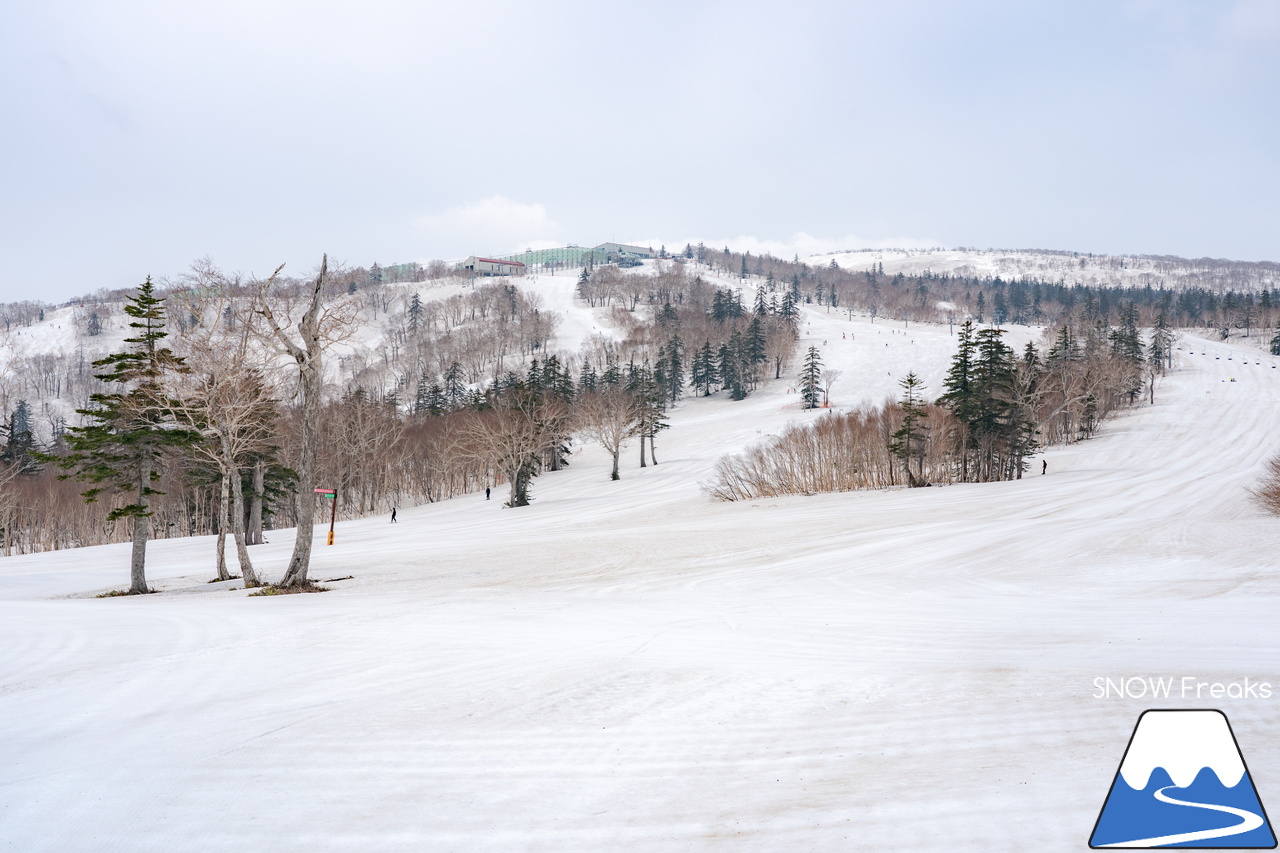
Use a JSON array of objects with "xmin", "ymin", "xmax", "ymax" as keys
[{"xmin": 258, "ymin": 256, "xmax": 330, "ymax": 588}]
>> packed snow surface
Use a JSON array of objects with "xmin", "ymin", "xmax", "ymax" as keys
[{"xmin": 3, "ymin": 269, "xmax": 1280, "ymax": 851}]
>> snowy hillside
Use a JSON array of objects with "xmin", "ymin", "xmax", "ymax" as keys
[
  {"xmin": 811, "ymin": 247, "xmax": 1280, "ymax": 292},
  {"xmin": 4, "ymin": 263, "xmax": 1280, "ymax": 850}
]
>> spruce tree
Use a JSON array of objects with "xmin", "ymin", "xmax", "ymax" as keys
[
  {"xmin": 579, "ymin": 359, "xmax": 598, "ymax": 394},
  {"xmin": 1149, "ymin": 309, "xmax": 1174, "ymax": 373},
  {"xmin": 799, "ymin": 346, "xmax": 822, "ymax": 409},
  {"xmin": 600, "ymin": 357, "xmax": 622, "ymax": 389},
  {"xmin": 413, "ymin": 368, "xmax": 432, "ymax": 414},
  {"xmin": 692, "ymin": 342, "xmax": 718, "ymax": 396},
  {"xmin": 1046, "ymin": 325, "xmax": 1079, "ymax": 365},
  {"xmin": 631, "ymin": 360, "xmax": 669, "ymax": 467},
  {"xmin": 889, "ymin": 373, "xmax": 929, "ymax": 486},
  {"xmin": 938, "ymin": 321, "xmax": 979, "ymax": 480},
  {"xmin": 1109, "ymin": 301, "xmax": 1145, "ymax": 402},
  {"xmin": 745, "ymin": 316, "xmax": 767, "ymax": 384},
  {"xmin": 754, "ymin": 286, "xmax": 769, "ymax": 316},
  {"xmin": 718, "ymin": 342, "xmax": 741, "ymax": 399},
  {"xmin": 779, "ymin": 290, "xmax": 798, "ymax": 329},
  {"xmin": 971, "ymin": 327, "xmax": 1017, "ymax": 481},
  {"xmin": 407, "ymin": 292, "xmax": 423, "ymax": 333},
  {"xmin": 664, "ymin": 336, "xmax": 685, "ymax": 403},
  {"xmin": 1, "ymin": 400, "xmax": 39, "ymax": 474},
  {"xmin": 724, "ymin": 332, "xmax": 748, "ymax": 400},
  {"xmin": 48, "ymin": 277, "xmax": 199, "ymax": 594},
  {"xmin": 711, "ymin": 290, "xmax": 729, "ymax": 322},
  {"xmin": 443, "ymin": 361, "xmax": 467, "ymax": 408},
  {"xmin": 993, "ymin": 290, "xmax": 1008, "ymax": 325}
]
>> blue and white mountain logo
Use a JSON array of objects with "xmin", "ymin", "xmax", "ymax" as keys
[{"xmin": 1090, "ymin": 710, "xmax": 1276, "ymax": 848}]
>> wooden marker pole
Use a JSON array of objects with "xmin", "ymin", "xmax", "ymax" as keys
[{"xmin": 314, "ymin": 488, "xmax": 337, "ymax": 544}]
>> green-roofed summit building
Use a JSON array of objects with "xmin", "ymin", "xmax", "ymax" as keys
[{"xmin": 486, "ymin": 242, "xmax": 657, "ymax": 273}]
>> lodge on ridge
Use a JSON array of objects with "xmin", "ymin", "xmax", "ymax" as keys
[{"xmin": 456, "ymin": 242, "xmax": 657, "ymax": 276}]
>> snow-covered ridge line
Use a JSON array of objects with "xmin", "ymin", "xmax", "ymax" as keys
[{"xmin": 808, "ymin": 248, "xmax": 1279, "ymax": 292}]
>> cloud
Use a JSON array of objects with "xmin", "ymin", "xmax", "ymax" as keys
[{"xmin": 413, "ymin": 196, "xmax": 561, "ymax": 257}]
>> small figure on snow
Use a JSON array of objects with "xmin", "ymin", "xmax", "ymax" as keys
[
  {"xmin": 391, "ymin": 507, "xmax": 398, "ymax": 523},
  {"xmin": 1042, "ymin": 460, "xmax": 1047, "ymax": 476},
  {"xmin": 486, "ymin": 487, "xmax": 491, "ymax": 500}
]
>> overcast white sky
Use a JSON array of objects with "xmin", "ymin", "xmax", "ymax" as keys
[{"xmin": 1, "ymin": 0, "xmax": 1277, "ymax": 303}]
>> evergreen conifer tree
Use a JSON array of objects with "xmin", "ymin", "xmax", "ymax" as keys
[
  {"xmin": 799, "ymin": 346, "xmax": 822, "ymax": 409},
  {"xmin": 46, "ymin": 277, "xmax": 199, "ymax": 594},
  {"xmin": 971, "ymin": 327, "xmax": 1018, "ymax": 481},
  {"xmin": 1110, "ymin": 301, "xmax": 1145, "ymax": 402},
  {"xmin": 692, "ymin": 342, "xmax": 718, "ymax": 396},
  {"xmin": 1, "ymin": 400, "xmax": 39, "ymax": 474},
  {"xmin": 993, "ymin": 291, "xmax": 1008, "ymax": 325},
  {"xmin": 754, "ymin": 286, "xmax": 769, "ymax": 316},
  {"xmin": 443, "ymin": 361, "xmax": 467, "ymax": 408},
  {"xmin": 663, "ymin": 336, "xmax": 685, "ymax": 403},
  {"xmin": 1149, "ymin": 309, "xmax": 1174, "ymax": 373},
  {"xmin": 889, "ymin": 373, "xmax": 929, "ymax": 486},
  {"xmin": 718, "ymin": 342, "xmax": 742, "ymax": 400},
  {"xmin": 579, "ymin": 359, "xmax": 598, "ymax": 394},
  {"xmin": 938, "ymin": 321, "xmax": 979, "ymax": 480},
  {"xmin": 407, "ymin": 292, "xmax": 423, "ymax": 333}
]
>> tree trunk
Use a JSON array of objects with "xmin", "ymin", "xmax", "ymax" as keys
[
  {"xmin": 639, "ymin": 431, "xmax": 647, "ymax": 467},
  {"xmin": 249, "ymin": 460, "xmax": 264, "ymax": 545},
  {"xmin": 508, "ymin": 461, "xmax": 532, "ymax": 507},
  {"xmin": 611, "ymin": 449, "xmax": 620, "ymax": 481},
  {"xmin": 280, "ymin": 378, "xmax": 317, "ymax": 586},
  {"xmin": 253, "ymin": 257, "xmax": 331, "ymax": 588},
  {"xmin": 229, "ymin": 460, "xmax": 259, "ymax": 587},
  {"xmin": 649, "ymin": 433, "xmax": 658, "ymax": 465},
  {"xmin": 216, "ymin": 469, "xmax": 231, "ymax": 580},
  {"xmin": 130, "ymin": 455, "xmax": 152, "ymax": 594}
]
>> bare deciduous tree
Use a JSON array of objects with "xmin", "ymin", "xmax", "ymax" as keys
[
  {"xmin": 1252, "ymin": 452, "xmax": 1280, "ymax": 515},
  {"xmin": 255, "ymin": 256, "xmax": 358, "ymax": 587},
  {"xmin": 577, "ymin": 389, "xmax": 642, "ymax": 481},
  {"xmin": 168, "ymin": 262, "xmax": 280, "ymax": 585},
  {"xmin": 459, "ymin": 391, "xmax": 557, "ymax": 507}
]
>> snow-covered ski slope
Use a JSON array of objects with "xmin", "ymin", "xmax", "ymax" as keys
[
  {"xmin": 809, "ymin": 247, "xmax": 1280, "ymax": 292},
  {"xmin": 3, "ymin": 268, "xmax": 1280, "ymax": 851}
]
